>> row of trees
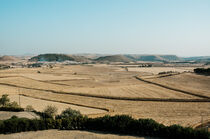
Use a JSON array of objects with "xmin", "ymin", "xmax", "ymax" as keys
[
  {"xmin": 0, "ymin": 112, "xmax": 209, "ymax": 139},
  {"xmin": 194, "ymin": 68, "xmax": 210, "ymax": 75},
  {"xmin": 0, "ymin": 94, "xmax": 209, "ymax": 139},
  {"xmin": 84, "ymin": 115, "xmax": 210, "ymax": 139}
]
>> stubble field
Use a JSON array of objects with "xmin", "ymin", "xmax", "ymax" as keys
[{"xmin": 0, "ymin": 64, "xmax": 209, "ymax": 127}]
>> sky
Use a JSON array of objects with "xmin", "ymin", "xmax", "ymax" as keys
[{"xmin": 0, "ymin": 0, "xmax": 210, "ymax": 56}]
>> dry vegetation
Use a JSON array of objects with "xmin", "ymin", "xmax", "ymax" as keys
[
  {"xmin": 0, "ymin": 64, "xmax": 209, "ymax": 128},
  {"xmin": 0, "ymin": 130, "xmax": 158, "ymax": 139},
  {"xmin": 143, "ymin": 73, "xmax": 210, "ymax": 98},
  {"xmin": 0, "ymin": 111, "xmax": 39, "ymax": 120},
  {"xmin": 127, "ymin": 67, "xmax": 194, "ymax": 74}
]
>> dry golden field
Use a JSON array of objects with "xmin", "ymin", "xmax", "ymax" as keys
[
  {"xmin": 127, "ymin": 67, "xmax": 195, "ymax": 74},
  {"xmin": 0, "ymin": 64, "xmax": 209, "ymax": 128},
  {"xmin": 0, "ymin": 130, "xmax": 158, "ymax": 139},
  {"xmin": 142, "ymin": 73, "xmax": 210, "ymax": 98}
]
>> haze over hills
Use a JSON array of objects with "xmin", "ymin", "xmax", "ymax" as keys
[
  {"xmin": 125, "ymin": 55, "xmax": 181, "ymax": 62},
  {"xmin": 0, "ymin": 56, "xmax": 19, "ymax": 61},
  {"xmin": 29, "ymin": 54, "xmax": 90, "ymax": 62},
  {"xmin": 182, "ymin": 56, "xmax": 210, "ymax": 62},
  {"xmin": 26, "ymin": 53, "xmax": 210, "ymax": 63},
  {"xmin": 95, "ymin": 55, "xmax": 133, "ymax": 63}
]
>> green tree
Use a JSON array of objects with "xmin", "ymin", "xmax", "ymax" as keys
[
  {"xmin": 43, "ymin": 105, "xmax": 58, "ymax": 118},
  {"xmin": 57, "ymin": 107, "xmax": 81, "ymax": 119},
  {"xmin": 0, "ymin": 94, "xmax": 10, "ymax": 106}
]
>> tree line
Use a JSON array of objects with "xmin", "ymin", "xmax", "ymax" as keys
[
  {"xmin": 0, "ymin": 114, "xmax": 209, "ymax": 139},
  {"xmin": 0, "ymin": 94, "xmax": 209, "ymax": 139},
  {"xmin": 194, "ymin": 68, "xmax": 210, "ymax": 75}
]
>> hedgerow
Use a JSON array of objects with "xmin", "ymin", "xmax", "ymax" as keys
[
  {"xmin": 194, "ymin": 68, "xmax": 210, "ymax": 75},
  {"xmin": 0, "ymin": 114, "xmax": 209, "ymax": 139},
  {"xmin": 0, "ymin": 107, "xmax": 24, "ymax": 112}
]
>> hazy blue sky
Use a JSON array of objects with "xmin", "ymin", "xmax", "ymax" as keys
[{"xmin": 0, "ymin": 0, "xmax": 210, "ymax": 56}]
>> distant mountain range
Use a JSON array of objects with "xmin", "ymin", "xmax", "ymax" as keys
[{"xmin": 1, "ymin": 54, "xmax": 210, "ymax": 63}]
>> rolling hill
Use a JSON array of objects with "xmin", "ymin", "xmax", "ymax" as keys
[
  {"xmin": 28, "ymin": 53, "xmax": 210, "ymax": 63},
  {"xmin": 95, "ymin": 55, "xmax": 133, "ymax": 63},
  {"xmin": 29, "ymin": 54, "xmax": 89, "ymax": 62},
  {"xmin": 182, "ymin": 56, "xmax": 210, "ymax": 62},
  {"xmin": 125, "ymin": 55, "xmax": 181, "ymax": 62},
  {"xmin": 0, "ymin": 56, "xmax": 18, "ymax": 61}
]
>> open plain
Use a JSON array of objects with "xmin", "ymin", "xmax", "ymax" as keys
[{"xmin": 0, "ymin": 64, "xmax": 209, "ymax": 128}]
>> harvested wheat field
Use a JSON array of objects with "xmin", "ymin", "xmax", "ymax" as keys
[
  {"xmin": 0, "ymin": 64, "xmax": 209, "ymax": 127},
  {"xmin": 9, "ymin": 94, "xmax": 107, "ymax": 115},
  {"xmin": 0, "ymin": 111, "xmax": 39, "ymax": 120},
  {"xmin": 127, "ymin": 67, "xmax": 195, "ymax": 75},
  {"xmin": 0, "ymin": 130, "xmax": 158, "ymax": 139},
  {"xmin": 140, "ymin": 73, "xmax": 210, "ymax": 98}
]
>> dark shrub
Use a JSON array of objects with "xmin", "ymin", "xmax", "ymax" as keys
[
  {"xmin": 28, "ymin": 119, "xmax": 40, "ymax": 131},
  {"xmin": 56, "ymin": 108, "xmax": 81, "ymax": 119},
  {"xmin": 0, "ymin": 120, "xmax": 5, "ymax": 134},
  {"xmin": 0, "ymin": 114, "xmax": 209, "ymax": 139},
  {"xmin": 194, "ymin": 68, "xmax": 210, "ymax": 75},
  {"xmin": 0, "ymin": 107, "xmax": 24, "ymax": 112}
]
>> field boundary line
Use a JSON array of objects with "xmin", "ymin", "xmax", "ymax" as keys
[
  {"xmin": 0, "ymin": 83, "xmax": 210, "ymax": 102},
  {"xmin": 142, "ymin": 72, "xmax": 182, "ymax": 79},
  {"xmin": 134, "ymin": 76, "xmax": 210, "ymax": 99},
  {"xmin": 1, "ymin": 75, "xmax": 91, "ymax": 87},
  {"xmin": 20, "ymin": 94, "xmax": 110, "ymax": 113}
]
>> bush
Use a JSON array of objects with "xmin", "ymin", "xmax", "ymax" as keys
[
  {"xmin": 56, "ymin": 107, "xmax": 82, "ymax": 119},
  {"xmin": 0, "ymin": 94, "xmax": 10, "ymax": 106},
  {"xmin": 28, "ymin": 119, "xmax": 40, "ymax": 131},
  {"xmin": 26, "ymin": 105, "xmax": 34, "ymax": 112},
  {"xmin": 32, "ymin": 110, "xmax": 52, "ymax": 119},
  {"xmin": 7, "ymin": 101, "xmax": 19, "ymax": 108},
  {"xmin": 60, "ymin": 116, "xmax": 87, "ymax": 130},
  {"xmin": 0, "ymin": 118, "xmax": 51, "ymax": 134},
  {"xmin": 0, "ymin": 107, "xmax": 24, "ymax": 112},
  {"xmin": 0, "ymin": 120, "xmax": 5, "ymax": 132},
  {"xmin": 43, "ymin": 105, "xmax": 58, "ymax": 118},
  {"xmin": 0, "ymin": 94, "xmax": 21, "ymax": 109},
  {"xmin": 194, "ymin": 68, "xmax": 210, "ymax": 75}
]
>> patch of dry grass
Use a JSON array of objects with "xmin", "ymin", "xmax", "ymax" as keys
[{"xmin": 0, "ymin": 130, "xmax": 158, "ymax": 139}]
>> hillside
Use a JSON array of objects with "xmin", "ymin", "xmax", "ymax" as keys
[
  {"xmin": 0, "ymin": 56, "xmax": 18, "ymax": 61},
  {"xmin": 75, "ymin": 53, "xmax": 108, "ymax": 59},
  {"xmin": 125, "ymin": 55, "xmax": 180, "ymax": 62},
  {"xmin": 29, "ymin": 54, "xmax": 89, "ymax": 62},
  {"xmin": 93, "ymin": 54, "xmax": 181, "ymax": 63},
  {"xmin": 160, "ymin": 55, "xmax": 181, "ymax": 61},
  {"xmin": 95, "ymin": 55, "xmax": 133, "ymax": 62},
  {"xmin": 28, "ymin": 54, "xmax": 210, "ymax": 63},
  {"xmin": 182, "ymin": 56, "xmax": 210, "ymax": 62}
]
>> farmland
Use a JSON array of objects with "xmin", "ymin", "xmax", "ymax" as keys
[
  {"xmin": 0, "ymin": 130, "xmax": 158, "ymax": 139},
  {"xmin": 0, "ymin": 64, "xmax": 209, "ymax": 128}
]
